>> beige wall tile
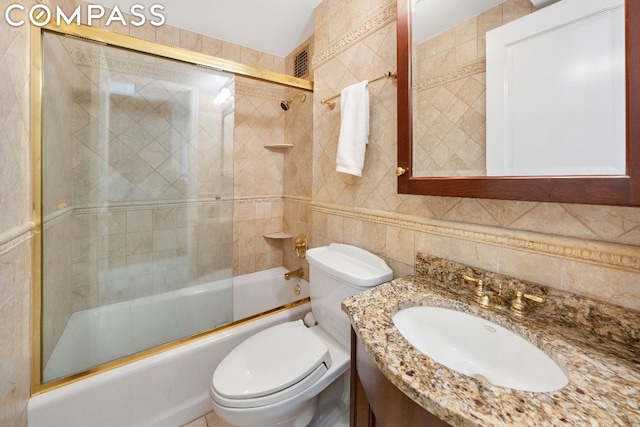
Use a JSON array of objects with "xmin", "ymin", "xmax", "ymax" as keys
[
  {"xmin": 503, "ymin": 0, "xmax": 534, "ymax": 24},
  {"xmin": 256, "ymin": 202, "xmax": 272, "ymax": 220},
  {"xmin": 201, "ymin": 36, "xmax": 223, "ymax": 57},
  {"xmin": 179, "ymin": 29, "xmax": 202, "ymax": 52},
  {"xmin": 310, "ymin": 0, "xmax": 640, "ymax": 311},
  {"xmin": 222, "ymin": 43, "xmax": 241, "ymax": 64},
  {"xmin": 152, "ymin": 208, "xmax": 177, "ymax": 231},
  {"xmin": 99, "ymin": 212, "xmax": 127, "ymax": 235},
  {"xmin": 155, "ymin": 24, "xmax": 180, "ymax": 48},
  {"xmin": 341, "ymin": 217, "xmax": 364, "ymax": 248},
  {"xmin": 563, "ymin": 261, "xmax": 640, "ymax": 311},
  {"xmin": 236, "ymin": 255, "xmax": 256, "ymax": 276},
  {"xmin": 436, "ymin": 28, "xmax": 456, "ymax": 53},
  {"xmin": 326, "ymin": 214, "xmax": 344, "ymax": 243},
  {"xmin": 456, "ymin": 39, "xmax": 479, "ymax": 64},
  {"xmin": 456, "ymin": 18, "xmax": 478, "ymax": 44},
  {"xmin": 127, "ymin": 210, "xmax": 152, "ymax": 232},
  {"xmin": 0, "ymin": 240, "xmax": 30, "ymax": 427},
  {"xmin": 478, "ymin": 4, "xmax": 505, "ymax": 35},
  {"xmin": 497, "ymin": 247, "xmax": 563, "ymax": 288},
  {"xmin": 129, "ymin": 22, "xmax": 156, "ymax": 42},
  {"xmin": 415, "ymin": 231, "xmax": 452, "ymax": 261},
  {"xmin": 361, "ymin": 221, "xmax": 386, "ymax": 258},
  {"xmin": 385, "ymin": 225, "xmax": 415, "ymax": 266}
]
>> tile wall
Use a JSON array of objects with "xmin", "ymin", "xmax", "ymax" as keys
[
  {"xmin": 412, "ymin": 0, "xmax": 533, "ymax": 176},
  {"xmin": 81, "ymin": 6, "xmax": 293, "ymax": 277},
  {"xmin": 311, "ymin": 0, "xmax": 640, "ymax": 311},
  {"xmin": 233, "ymin": 78, "xmax": 289, "ymax": 274},
  {"xmin": 283, "ymin": 37, "xmax": 314, "ymax": 273},
  {"xmin": 0, "ymin": 0, "xmax": 35, "ymax": 423},
  {"xmin": 0, "ymin": 242, "xmax": 31, "ymax": 426}
]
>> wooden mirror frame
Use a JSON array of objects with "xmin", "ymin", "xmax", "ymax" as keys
[{"xmin": 397, "ymin": 0, "xmax": 640, "ymax": 206}]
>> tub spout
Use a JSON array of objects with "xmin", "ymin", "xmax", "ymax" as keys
[{"xmin": 284, "ymin": 268, "xmax": 304, "ymax": 280}]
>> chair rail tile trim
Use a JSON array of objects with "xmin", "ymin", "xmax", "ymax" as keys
[
  {"xmin": 0, "ymin": 222, "xmax": 34, "ymax": 257},
  {"xmin": 415, "ymin": 59, "xmax": 485, "ymax": 93},
  {"xmin": 312, "ymin": 1, "xmax": 396, "ymax": 68},
  {"xmin": 311, "ymin": 202, "xmax": 640, "ymax": 273}
]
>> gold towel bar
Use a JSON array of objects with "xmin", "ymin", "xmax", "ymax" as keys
[{"xmin": 320, "ymin": 71, "xmax": 397, "ymax": 110}]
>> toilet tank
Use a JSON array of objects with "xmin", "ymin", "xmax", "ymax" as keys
[{"xmin": 305, "ymin": 243, "xmax": 393, "ymax": 349}]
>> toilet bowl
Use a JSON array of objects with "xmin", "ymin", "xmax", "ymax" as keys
[
  {"xmin": 210, "ymin": 324, "xmax": 349, "ymax": 426},
  {"xmin": 210, "ymin": 243, "xmax": 393, "ymax": 427}
]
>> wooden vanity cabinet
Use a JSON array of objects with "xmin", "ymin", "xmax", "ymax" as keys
[{"xmin": 350, "ymin": 329, "xmax": 452, "ymax": 427}]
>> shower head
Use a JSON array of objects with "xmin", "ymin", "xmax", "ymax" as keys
[{"xmin": 280, "ymin": 93, "xmax": 306, "ymax": 111}]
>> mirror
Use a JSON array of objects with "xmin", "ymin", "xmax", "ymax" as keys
[{"xmin": 397, "ymin": 0, "xmax": 640, "ymax": 205}]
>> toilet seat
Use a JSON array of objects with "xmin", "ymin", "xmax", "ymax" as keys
[{"xmin": 212, "ymin": 320, "xmax": 332, "ymax": 408}]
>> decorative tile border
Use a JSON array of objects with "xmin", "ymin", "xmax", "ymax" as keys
[
  {"xmin": 42, "ymin": 196, "xmax": 299, "ymax": 227},
  {"xmin": 0, "ymin": 222, "xmax": 34, "ymax": 258},
  {"xmin": 312, "ymin": 202, "xmax": 640, "ymax": 273},
  {"xmin": 234, "ymin": 195, "xmax": 311, "ymax": 203},
  {"xmin": 234, "ymin": 195, "xmax": 283, "ymax": 203},
  {"xmin": 283, "ymin": 195, "xmax": 312, "ymax": 203},
  {"xmin": 312, "ymin": 1, "xmax": 396, "ymax": 68},
  {"xmin": 236, "ymin": 79, "xmax": 284, "ymax": 101},
  {"xmin": 41, "ymin": 198, "xmax": 233, "ymax": 227},
  {"xmin": 414, "ymin": 59, "xmax": 485, "ymax": 93},
  {"xmin": 71, "ymin": 197, "xmax": 232, "ymax": 215},
  {"xmin": 61, "ymin": 36, "xmax": 197, "ymax": 81}
]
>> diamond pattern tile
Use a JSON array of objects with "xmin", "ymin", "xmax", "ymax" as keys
[
  {"xmin": 311, "ymin": 0, "xmax": 640, "ymax": 256},
  {"xmin": 68, "ymin": 52, "xmax": 230, "ymax": 205}
]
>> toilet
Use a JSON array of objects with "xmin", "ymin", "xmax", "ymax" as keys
[{"xmin": 209, "ymin": 243, "xmax": 393, "ymax": 427}]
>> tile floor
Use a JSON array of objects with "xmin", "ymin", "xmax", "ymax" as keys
[{"xmin": 181, "ymin": 411, "xmax": 233, "ymax": 427}]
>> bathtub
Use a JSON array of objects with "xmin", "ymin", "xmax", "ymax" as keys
[{"xmin": 29, "ymin": 267, "xmax": 311, "ymax": 427}]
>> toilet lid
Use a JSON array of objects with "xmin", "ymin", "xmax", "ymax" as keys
[{"xmin": 213, "ymin": 320, "xmax": 331, "ymax": 400}]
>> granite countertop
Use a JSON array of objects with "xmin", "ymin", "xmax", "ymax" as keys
[{"xmin": 342, "ymin": 254, "xmax": 640, "ymax": 427}]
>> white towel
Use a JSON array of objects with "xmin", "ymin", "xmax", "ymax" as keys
[{"xmin": 336, "ymin": 80, "xmax": 369, "ymax": 177}]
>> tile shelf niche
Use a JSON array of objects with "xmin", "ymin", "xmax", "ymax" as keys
[{"xmin": 263, "ymin": 232, "xmax": 293, "ymax": 239}]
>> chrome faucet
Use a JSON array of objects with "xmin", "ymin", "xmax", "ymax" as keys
[{"xmin": 284, "ymin": 268, "xmax": 304, "ymax": 280}]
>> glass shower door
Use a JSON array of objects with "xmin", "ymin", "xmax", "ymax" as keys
[{"xmin": 40, "ymin": 31, "xmax": 235, "ymax": 383}]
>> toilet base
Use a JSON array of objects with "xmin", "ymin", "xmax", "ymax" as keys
[
  {"xmin": 211, "ymin": 395, "xmax": 318, "ymax": 427},
  {"xmin": 308, "ymin": 400, "xmax": 349, "ymax": 427}
]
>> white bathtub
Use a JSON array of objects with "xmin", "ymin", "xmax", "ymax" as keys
[{"xmin": 29, "ymin": 267, "xmax": 311, "ymax": 427}]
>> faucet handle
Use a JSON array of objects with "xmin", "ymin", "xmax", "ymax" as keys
[
  {"xmin": 510, "ymin": 291, "xmax": 545, "ymax": 315},
  {"xmin": 523, "ymin": 292, "xmax": 545, "ymax": 304},
  {"xmin": 462, "ymin": 274, "xmax": 484, "ymax": 297}
]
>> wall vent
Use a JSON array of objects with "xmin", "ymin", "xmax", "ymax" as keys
[{"xmin": 294, "ymin": 46, "xmax": 309, "ymax": 79}]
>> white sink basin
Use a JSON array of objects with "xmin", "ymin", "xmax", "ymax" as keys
[{"xmin": 392, "ymin": 306, "xmax": 568, "ymax": 392}]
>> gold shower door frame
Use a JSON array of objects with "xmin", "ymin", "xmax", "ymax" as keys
[{"xmin": 30, "ymin": 22, "xmax": 313, "ymax": 395}]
